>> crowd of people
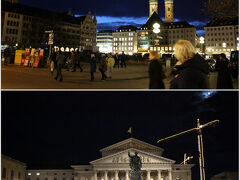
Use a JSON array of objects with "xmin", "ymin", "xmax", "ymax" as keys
[
  {"xmin": 148, "ymin": 40, "xmax": 235, "ymax": 89},
  {"xmin": 2, "ymin": 40, "xmax": 236, "ymax": 89},
  {"xmin": 50, "ymin": 48, "xmax": 129, "ymax": 82}
]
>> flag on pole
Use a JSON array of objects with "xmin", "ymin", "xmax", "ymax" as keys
[{"xmin": 127, "ymin": 127, "xmax": 132, "ymax": 134}]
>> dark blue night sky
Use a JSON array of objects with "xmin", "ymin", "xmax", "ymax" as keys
[{"xmin": 19, "ymin": 0, "xmax": 208, "ymax": 35}]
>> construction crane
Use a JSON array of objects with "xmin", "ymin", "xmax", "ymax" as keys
[{"xmin": 157, "ymin": 119, "xmax": 219, "ymax": 180}]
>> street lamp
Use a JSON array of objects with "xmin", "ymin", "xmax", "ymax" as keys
[
  {"xmin": 157, "ymin": 119, "xmax": 220, "ymax": 180},
  {"xmin": 200, "ymin": 36, "xmax": 205, "ymax": 54},
  {"xmin": 222, "ymin": 42, "xmax": 226, "ymax": 48}
]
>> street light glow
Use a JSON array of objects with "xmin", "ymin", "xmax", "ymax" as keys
[
  {"xmin": 153, "ymin": 23, "xmax": 160, "ymax": 33},
  {"xmin": 200, "ymin": 37, "xmax": 204, "ymax": 44},
  {"xmin": 222, "ymin": 42, "xmax": 226, "ymax": 48}
]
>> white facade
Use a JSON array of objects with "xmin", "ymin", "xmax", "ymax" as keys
[
  {"xmin": 204, "ymin": 25, "xmax": 239, "ymax": 56},
  {"xmin": 113, "ymin": 30, "xmax": 138, "ymax": 55},
  {"xmin": 96, "ymin": 31, "xmax": 113, "ymax": 53},
  {"xmin": 27, "ymin": 138, "xmax": 194, "ymax": 180}
]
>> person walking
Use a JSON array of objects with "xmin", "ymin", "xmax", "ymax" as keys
[
  {"xmin": 70, "ymin": 51, "xmax": 76, "ymax": 72},
  {"xmin": 99, "ymin": 54, "xmax": 107, "ymax": 80},
  {"xmin": 106, "ymin": 53, "xmax": 115, "ymax": 79},
  {"xmin": 148, "ymin": 51, "xmax": 166, "ymax": 89},
  {"xmin": 50, "ymin": 48, "xmax": 58, "ymax": 75},
  {"xmin": 120, "ymin": 51, "xmax": 127, "ymax": 68},
  {"xmin": 54, "ymin": 50, "xmax": 65, "ymax": 82},
  {"xmin": 114, "ymin": 53, "xmax": 120, "ymax": 68},
  {"xmin": 75, "ymin": 49, "xmax": 83, "ymax": 72},
  {"xmin": 170, "ymin": 40, "xmax": 210, "ymax": 89},
  {"xmin": 215, "ymin": 53, "xmax": 233, "ymax": 89},
  {"xmin": 90, "ymin": 53, "xmax": 97, "ymax": 81},
  {"xmin": 3, "ymin": 45, "xmax": 11, "ymax": 66}
]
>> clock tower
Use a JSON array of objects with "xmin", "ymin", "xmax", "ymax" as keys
[{"xmin": 149, "ymin": 0, "xmax": 158, "ymax": 17}]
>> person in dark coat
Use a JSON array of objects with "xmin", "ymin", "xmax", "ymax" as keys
[
  {"xmin": 3, "ymin": 45, "xmax": 11, "ymax": 66},
  {"xmin": 90, "ymin": 53, "xmax": 97, "ymax": 81},
  {"xmin": 114, "ymin": 53, "xmax": 120, "ymax": 68},
  {"xmin": 120, "ymin": 51, "xmax": 127, "ymax": 68},
  {"xmin": 71, "ymin": 51, "xmax": 76, "ymax": 72},
  {"xmin": 99, "ymin": 54, "xmax": 107, "ymax": 80},
  {"xmin": 54, "ymin": 50, "xmax": 65, "ymax": 82},
  {"xmin": 170, "ymin": 40, "xmax": 210, "ymax": 89},
  {"xmin": 215, "ymin": 53, "xmax": 233, "ymax": 89},
  {"xmin": 75, "ymin": 49, "xmax": 83, "ymax": 72},
  {"xmin": 148, "ymin": 51, "xmax": 165, "ymax": 89}
]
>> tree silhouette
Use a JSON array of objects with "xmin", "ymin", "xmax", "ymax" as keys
[{"xmin": 202, "ymin": 0, "xmax": 238, "ymax": 19}]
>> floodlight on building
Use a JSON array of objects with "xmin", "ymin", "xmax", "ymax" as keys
[
  {"xmin": 28, "ymin": 173, "xmax": 31, "ymax": 176},
  {"xmin": 36, "ymin": 173, "xmax": 40, "ymax": 176},
  {"xmin": 222, "ymin": 42, "xmax": 226, "ymax": 48},
  {"xmin": 153, "ymin": 23, "xmax": 160, "ymax": 34},
  {"xmin": 200, "ymin": 37, "xmax": 205, "ymax": 44},
  {"xmin": 16, "ymin": 43, "xmax": 18, "ymax": 46}
]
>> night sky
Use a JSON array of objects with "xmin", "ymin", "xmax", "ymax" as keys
[
  {"xmin": 2, "ymin": 91, "xmax": 238, "ymax": 180},
  {"xmin": 19, "ymin": 0, "xmax": 209, "ymax": 35}
]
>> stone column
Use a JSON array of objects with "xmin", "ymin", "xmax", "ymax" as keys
[
  {"xmin": 115, "ymin": 171, "xmax": 119, "ymax": 180},
  {"xmin": 168, "ymin": 170, "xmax": 172, "ymax": 180},
  {"xmin": 104, "ymin": 171, "xmax": 108, "ymax": 180},
  {"xmin": 94, "ymin": 171, "xmax": 98, "ymax": 180},
  {"xmin": 157, "ymin": 170, "xmax": 163, "ymax": 180},
  {"xmin": 125, "ymin": 171, "xmax": 129, "ymax": 180},
  {"xmin": 147, "ymin": 170, "xmax": 151, "ymax": 180}
]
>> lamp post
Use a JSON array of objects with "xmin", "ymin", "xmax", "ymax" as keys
[
  {"xmin": 45, "ymin": 30, "xmax": 54, "ymax": 66},
  {"xmin": 152, "ymin": 23, "xmax": 161, "ymax": 52},
  {"xmin": 157, "ymin": 119, "xmax": 219, "ymax": 180}
]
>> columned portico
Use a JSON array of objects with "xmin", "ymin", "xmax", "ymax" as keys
[
  {"xmin": 115, "ymin": 171, "xmax": 119, "ymax": 180},
  {"xmin": 94, "ymin": 171, "xmax": 98, "ymax": 180},
  {"xmin": 104, "ymin": 171, "xmax": 108, "ymax": 180},
  {"xmin": 157, "ymin": 170, "xmax": 163, "ymax": 180},
  {"xmin": 168, "ymin": 170, "xmax": 172, "ymax": 180},
  {"xmin": 125, "ymin": 170, "xmax": 129, "ymax": 180},
  {"xmin": 147, "ymin": 170, "xmax": 151, "ymax": 180}
]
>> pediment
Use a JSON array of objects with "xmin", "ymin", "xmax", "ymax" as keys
[
  {"xmin": 90, "ymin": 148, "xmax": 175, "ymax": 165},
  {"xmin": 100, "ymin": 138, "xmax": 164, "ymax": 155}
]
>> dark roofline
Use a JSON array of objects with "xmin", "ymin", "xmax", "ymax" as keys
[
  {"xmin": 1, "ymin": 1, "xmax": 87, "ymax": 25},
  {"xmin": 98, "ymin": 30, "xmax": 114, "ymax": 33},
  {"xmin": 205, "ymin": 16, "xmax": 239, "ymax": 27},
  {"xmin": 164, "ymin": 21, "xmax": 195, "ymax": 28},
  {"xmin": 116, "ymin": 25, "xmax": 138, "ymax": 31}
]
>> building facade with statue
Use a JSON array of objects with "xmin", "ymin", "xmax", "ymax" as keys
[{"xmin": 27, "ymin": 138, "xmax": 194, "ymax": 180}]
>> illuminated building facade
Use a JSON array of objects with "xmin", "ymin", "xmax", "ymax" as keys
[
  {"xmin": 26, "ymin": 138, "xmax": 194, "ymax": 180},
  {"xmin": 165, "ymin": 21, "xmax": 196, "ymax": 53},
  {"xmin": 96, "ymin": 30, "xmax": 113, "ymax": 53},
  {"xmin": 112, "ymin": 26, "xmax": 138, "ymax": 55},
  {"xmin": 138, "ymin": 12, "xmax": 168, "ymax": 53},
  {"xmin": 1, "ymin": 1, "xmax": 97, "ymax": 52},
  {"xmin": 204, "ymin": 16, "xmax": 239, "ymax": 56}
]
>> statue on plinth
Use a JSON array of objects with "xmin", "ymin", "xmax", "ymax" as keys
[{"xmin": 128, "ymin": 151, "xmax": 142, "ymax": 180}]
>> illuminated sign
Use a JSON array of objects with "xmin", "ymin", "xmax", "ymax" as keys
[{"xmin": 153, "ymin": 23, "xmax": 160, "ymax": 34}]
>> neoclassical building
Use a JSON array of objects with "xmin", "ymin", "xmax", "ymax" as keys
[{"xmin": 27, "ymin": 138, "xmax": 194, "ymax": 180}]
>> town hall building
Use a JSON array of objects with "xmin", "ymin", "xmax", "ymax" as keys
[{"xmin": 27, "ymin": 138, "xmax": 194, "ymax": 180}]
